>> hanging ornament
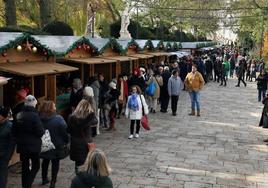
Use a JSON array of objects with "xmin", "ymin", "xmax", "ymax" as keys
[
  {"xmin": 32, "ymin": 46, "xmax": 37, "ymax": 53},
  {"xmin": 86, "ymin": 45, "xmax": 91, "ymax": 50},
  {"xmin": 2, "ymin": 52, "xmax": 7, "ymax": 57},
  {"xmin": 17, "ymin": 45, "xmax": 22, "ymax": 52},
  {"xmin": 77, "ymin": 45, "xmax": 82, "ymax": 50},
  {"xmin": 146, "ymin": 45, "xmax": 150, "ymax": 49},
  {"xmin": 44, "ymin": 51, "xmax": 48, "ymax": 56},
  {"xmin": 82, "ymin": 43, "xmax": 88, "ymax": 50}
]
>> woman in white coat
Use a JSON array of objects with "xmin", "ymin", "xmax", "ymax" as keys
[{"xmin": 125, "ymin": 85, "xmax": 149, "ymax": 139}]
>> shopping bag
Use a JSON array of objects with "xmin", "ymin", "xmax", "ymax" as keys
[
  {"xmin": 141, "ymin": 115, "xmax": 150, "ymax": 130},
  {"xmin": 41, "ymin": 130, "xmax": 55, "ymax": 153}
]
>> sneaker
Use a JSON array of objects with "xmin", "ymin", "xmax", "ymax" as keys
[
  {"xmin": 128, "ymin": 135, "xmax": 133, "ymax": 139},
  {"xmin": 134, "ymin": 133, "xmax": 139, "ymax": 138}
]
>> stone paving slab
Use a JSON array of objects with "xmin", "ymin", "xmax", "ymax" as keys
[{"xmin": 7, "ymin": 79, "xmax": 268, "ymax": 188}]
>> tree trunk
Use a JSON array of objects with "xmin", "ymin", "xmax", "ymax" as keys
[
  {"xmin": 4, "ymin": 0, "xmax": 17, "ymax": 26},
  {"xmin": 39, "ymin": 0, "xmax": 51, "ymax": 27}
]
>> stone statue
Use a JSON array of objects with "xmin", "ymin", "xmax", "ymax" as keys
[{"xmin": 119, "ymin": 5, "xmax": 131, "ymax": 40}]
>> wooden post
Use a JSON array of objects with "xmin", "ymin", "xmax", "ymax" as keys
[
  {"xmin": 81, "ymin": 63, "xmax": 84, "ymax": 84},
  {"xmin": 130, "ymin": 60, "xmax": 133, "ymax": 74},
  {"xmin": 116, "ymin": 60, "xmax": 121, "ymax": 78},
  {"xmin": 44, "ymin": 75, "xmax": 48, "ymax": 99},
  {"xmin": 31, "ymin": 76, "xmax": 35, "ymax": 96},
  {"xmin": 0, "ymin": 86, "xmax": 3, "ymax": 105},
  {"xmin": 109, "ymin": 63, "xmax": 113, "ymax": 80},
  {"xmin": 47, "ymin": 75, "xmax": 56, "ymax": 102}
]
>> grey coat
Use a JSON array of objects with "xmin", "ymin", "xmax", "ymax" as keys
[
  {"xmin": 90, "ymin": 80, "xmax": 100, "ymax": 109},
  {"xmin": 168, "ymin": 76, "xmax": 183, "ymax": 96}
]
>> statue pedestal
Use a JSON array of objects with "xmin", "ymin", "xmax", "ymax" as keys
[{"xmin": 119, "ymin": 31, "xmax": 131, "ymax": 40}]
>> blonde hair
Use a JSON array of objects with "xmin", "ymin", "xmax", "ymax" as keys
[
  {"xmin": 83, "ymin": 149, "xmax": 111, "ymax": 176},
  {"xmin": 39, "ymin": 100, "xmax": 55, "ymax": 117},
  {"xmin": 73, "ymin": 99, "xmax": 94, "ymax": 119}
]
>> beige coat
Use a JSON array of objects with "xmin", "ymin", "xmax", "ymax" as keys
[{"xmin": 147, "ymin": 75, "xmax": 163, "ymax": 99}]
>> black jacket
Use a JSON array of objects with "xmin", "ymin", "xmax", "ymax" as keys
[
  {"xmin": 0, "ymin": 120, "xmax": 15, "ymax": 160},
  {"xmin": 12, "ymin": 106, "xmax": 44, "ymax": 154},
  {"xmin": 161, "ymin": 70, "xmax": 171, "ymax": 97},
  {"xmin": 40, "ymin": 113, "xmax": 69, "ymax": 159},
  {"xmin": 68, "ymin": 113, "xmax": 98, "ymax": 164},
  {"xmin": 70, "ymin": 172, "xmax": 113, "ymax": 188},
  {"xmin": 70, "ymin": 88, "xmax": 84, "ymax": 109},
  {"xmin": 128, "ymin": 75, "xmax": 146, "ymax": 92},
  {"xmin": 256, "ymin": 75, "xmax": 267, "ymax": 90}
]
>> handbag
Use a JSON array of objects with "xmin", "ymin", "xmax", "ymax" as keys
[
  {"xmin": 41, "ymin": 130, "xmax": 55, "ymax": 153},
  {"xmin": 139, "ymin": 95, "xmax": 150, "ymax": 130},
  {"xmin": 145, "ymin": 82, "xmax": 156, "ymax": 96}
]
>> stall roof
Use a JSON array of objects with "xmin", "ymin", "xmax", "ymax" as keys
[
  {"xmin": 151, "ymin": 40, "xmax": 162, "ymax": 49},
  {"xmin": 68, "ymin": 57, "xmax": 116, "ymax": 64},
  {"xmin": 146, "ymin": 52, "xmax": 171, "ymax": 57},
  {"xmin": 0, "ymin": 32, "xmax": 22, "ymax": 47},
  {"xmin": 104, "ymin": 56, "xmax": 138, "ymax": 61},
  {"xmin": 129, "ymin": 53, "xmax": 154, "ymax": 59},
  {"xmin": 0, "ymin": 62, "xmax": 78, "ymax": 77},
  {"xmin": 169, "ymin": 51, "xmax": 191, "ymax": 58},
  {"xmin": 32, "ymin": 35, "xmax": 82, "ymax": 55}
]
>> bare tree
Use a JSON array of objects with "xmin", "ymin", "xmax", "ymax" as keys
[
  {"xmin": 4, "ymin": 0, "xmax": 17, "ymax": 26},
  {"xmin": 37, "ymin": 0, "xmax": 51, "ymax": 27}
]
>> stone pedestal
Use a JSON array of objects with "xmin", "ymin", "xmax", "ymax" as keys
[{"xmin": 119, "ymin": 31, "xmax": 131, "ymax": 40}]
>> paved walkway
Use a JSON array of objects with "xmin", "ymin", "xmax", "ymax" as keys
[{"xmin": 8, "ymin": 78, "xmax": 268, "ymax": 188}]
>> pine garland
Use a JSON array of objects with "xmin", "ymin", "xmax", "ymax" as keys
[
  {"xmin": 63, "ymin": 37, "xmax": 98, "ymax": 57},
  {"xmin": 0, "ymin": 33, "xmax": 53, "ymax": 56}
]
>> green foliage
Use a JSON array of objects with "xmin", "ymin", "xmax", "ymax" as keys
[{"xmin": 42, "ymin": 21, "xmax": 74, "ymax": 36}]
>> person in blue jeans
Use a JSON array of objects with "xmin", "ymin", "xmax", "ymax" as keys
[
  {"xmin": 185, "ymin": 64, "xmax": 205, "ymax": 116},
  {"xmin": 0, "ymin": 106, "xmax": 15, "ymax": 188}
]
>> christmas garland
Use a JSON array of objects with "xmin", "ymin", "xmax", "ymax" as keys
[
  {"xmin": 63, "ymin": 37, "xmax": 98, "ymax": 56},
  {"xmin": 144, "ymin": 40, "xmax": 154, "ymax": 51},
  {"xmin": 0, "ymin": 33, "xmax": 54, "ymax": 57},
  {"xmin": 120, "ymin": 39, "xmax": 141, "ymax": 54},
  {"xmin": 164, "ymin": 42, "xmax": 172, "ymax": 52}
]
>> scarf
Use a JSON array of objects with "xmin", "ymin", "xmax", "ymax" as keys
[{"xmin": 128, "ymin": 93, "xmax": 139, "ymax": 111}]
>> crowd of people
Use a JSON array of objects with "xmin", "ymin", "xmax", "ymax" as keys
[{"xmin": 0, "ymin": 45, "xmax": 267, "ymax": 188}]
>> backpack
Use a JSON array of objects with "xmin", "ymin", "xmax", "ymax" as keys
[{"xmin": 145, "ymin": 82, "xmax": 156, "ymax": 96}]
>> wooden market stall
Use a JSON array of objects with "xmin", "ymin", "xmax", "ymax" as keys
[
  {"xmin": 0, "ymin": 33, "xmax": 78, "ymax": 109},
  {"xmin": 0, "ymin": 76, "xmax": 9, "ymax": 106}
]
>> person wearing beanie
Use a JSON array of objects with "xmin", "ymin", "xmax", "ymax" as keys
[
  {"xmin": 12, "ymin": 88, "xmax": 29, "ymax": 122},
  {"xmin": 70, "ymin": 78, "xmax": 84, "ymax": 112},
  {"xmin": 0, "ymin": 106, "xmax": 15, "ymax": 188},
  {"xmin": 104, "ymin": 82, "xmax": 120, "ymax": 131},
  {"xmin": 128, "ymin": 68, "xmax": 146, "ymax": 93},
  {"xmin": 83, "ymin": 86, "xmax": 100, "ymax": 136},
  {"xmin": 160, "ymin": 67, "xmax": 171, "ymax": 113},
  {"xmin": 12, "ymin": 95, "xmax": 44, "ymax": 188}
]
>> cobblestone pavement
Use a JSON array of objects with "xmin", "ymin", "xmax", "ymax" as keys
[{"xmin": 8, "ymin": 78, "xmax": 268, "ymax": 188}]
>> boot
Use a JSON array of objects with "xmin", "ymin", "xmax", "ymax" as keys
[
  {"xmin": 42, "ymin": 178, "xmax": 50, "ymax": 185},
  {"xmin": 188, "ymin": 109, "xmax": 195, "ymax": 116},
  {"xmin": 197, "ymin": 110, "xmax": 201, "ymax": 117},
  {"xmin": 49, "ymin": 180, "xmax": 56, "ymax": 188},
  {"xmin": 106, "ymin": 123, "xmax": 116, "ymax": 131}
]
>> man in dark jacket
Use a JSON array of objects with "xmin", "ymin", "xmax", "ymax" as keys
[
  {"xmin": 0, "ymin": 106, "xmax": 15, "ymax": 188},
  {"xmin": 12, "ymin": 95, "xmax": 44, "ymax": 188},
  {"xmin": 128, "ymin": 68, "xmax": 146, "ymax": 93},
  {"xmin": 99, "ymin": 74, "xmax": 109, "ymax": 128},
  {"xmin": 160, "ymin": 66, "xmax": 172, "ymax": 113},
  {"xmin": 70, "ymin": 78, "xmax": 83, "ymax": 112},
  {"xmin": 235, "ymin": 59, "xmax": 247, "ymax": 87}
]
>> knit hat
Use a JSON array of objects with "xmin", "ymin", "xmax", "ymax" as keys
[
  {"xmin": 16, "ymin": 88, "xmax": 29, "ymax": 100},
  {"xmin": 164, "ymin": 66, "xmax": 169, "ymax": 71},
  {"xmin": 139, "ymin": 67, "xmax": 146, "ymax": 73},
  {"xmin": 0, "ymin": 106, "xmax": 9, "ymax": 118},
  {"xmin": 109, "ymin": 81, "xmax": 117, "ymax": 90},
  {"xmin": 25, "ymin": 95, "xmax": 37, "ymax": 107},
  {"xmin": 83, "ymin": 86, "xmax": 94, "ymax": 97}
]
